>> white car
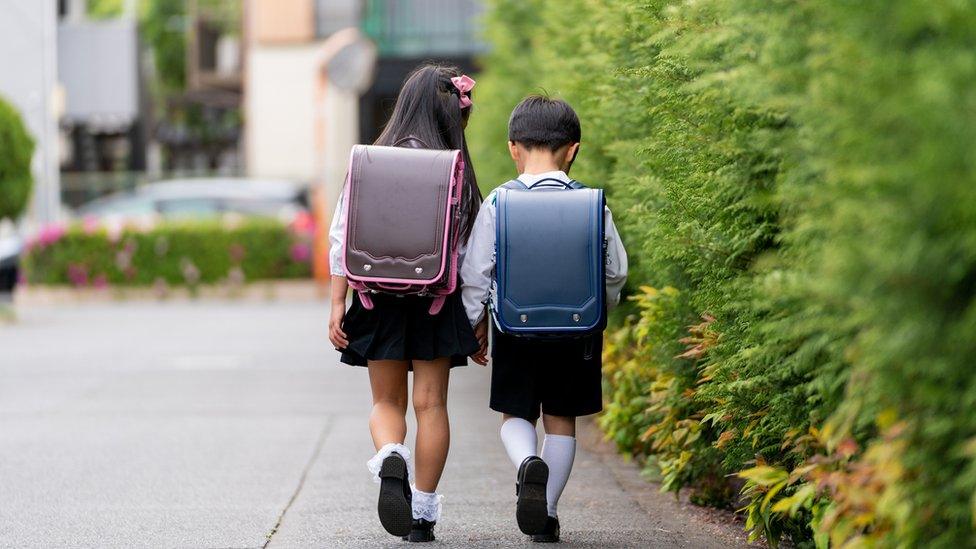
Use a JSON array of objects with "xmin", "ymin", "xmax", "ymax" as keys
[{"xmin": 74, "ymin": 178, "xmax": 309, "ymax": 224}]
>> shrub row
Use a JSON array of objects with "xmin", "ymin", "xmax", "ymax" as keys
[
  {"xmin": 469, "ymin": 0, "xmax": 976, "ymax": 546},
  {"xmin": 0, "ymin": 94, "xmax": 34, "ymax": 221},
  {"xmin": 23, "ymin": 218, "xmax": 312, "ymax": 289}
]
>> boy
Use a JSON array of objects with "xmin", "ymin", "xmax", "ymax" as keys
[{"xmin": 461, "ymin": 96, "xmax": 628, "ymax": 542}]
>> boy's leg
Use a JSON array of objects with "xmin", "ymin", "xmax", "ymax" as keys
[
  {"xmin": 490, "ymin": 327, "xmax": 550, "ymax": 534},
  {"xmin": 541, "ymin": 414, "xmax": 577, "ymax": 518},
  {"xmin": 500, "ymin": 414, "xmax": 538, "ymax": 467}
]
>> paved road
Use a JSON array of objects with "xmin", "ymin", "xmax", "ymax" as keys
[{"xmin": 0, "ymin": 301, "xmax": 750, "ymax": 548}]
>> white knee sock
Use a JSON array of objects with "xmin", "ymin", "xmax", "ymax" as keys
[
  {"xmin": 412, "ymin": 488, "xmax": 443, "ymax": 522},
  {"xmin": 541, "ymin": 434, "xmax": 576, "ymax": 517},
  {"xmin": 500, "ymin": 417, "xmax": 538, "ymax": 468}
]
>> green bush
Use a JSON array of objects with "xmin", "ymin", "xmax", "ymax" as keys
[
  {"xmin": 0, "ymin": 95, "xmax": 35, "ymax": 221},
  {"xmin": 472, "ymin": 0, "xmax": 976, "ymax": 545},
  {"xmin": 23, "ymin": 218, "xmax": 312, "ymax": 288}
]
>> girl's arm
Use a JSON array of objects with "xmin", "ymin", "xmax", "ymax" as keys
[
  {"xmin": 329, "ymin": 275, "xmax": 349, "ymax": 349},
  {"xmin": 327, "ymin": 188, "xmax": 350, "ymax": 349}
]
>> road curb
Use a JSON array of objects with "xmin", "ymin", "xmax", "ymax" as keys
[{"xmin": 13, "ymin": 279, "xmax": 326, "ymax": 306}]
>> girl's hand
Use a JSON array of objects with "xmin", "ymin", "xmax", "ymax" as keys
[
  {"xmin": 329, "ymin": 301, "xmax": 349, "ymax": 350},
  {"xmin": 471, "ymin": 320, "xmax": 489, "ymax": 366}
]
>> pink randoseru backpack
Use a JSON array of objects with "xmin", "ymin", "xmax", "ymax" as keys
[{"xmin": 342, "ymin": 143, "xmax": 464, "ymax": 315}]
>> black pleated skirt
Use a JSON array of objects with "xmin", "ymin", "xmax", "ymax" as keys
[{"xmin": 339, "ymin": 290, "xmax": 479, "ymax": 368}]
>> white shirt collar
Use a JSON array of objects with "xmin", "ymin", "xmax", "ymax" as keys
[{"xmin": 517, "ymin": 170, "xmax": 570, "ymax": 188}]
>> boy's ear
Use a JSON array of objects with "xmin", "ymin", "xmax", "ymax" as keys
[
  {"xmin": 566, "ymin": 142, "xmax": 581, "ymax": 164},
  {"xmin": 508, "ymin": 141, "xmax": 519, "ymax": 162}
]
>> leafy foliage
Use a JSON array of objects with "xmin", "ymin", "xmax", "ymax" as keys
[
  {"xmin": 472, "ymin": 0, "xmax": 976, "ymax": 545},
  {"xmin": 23, "ymin": 219, "xmax": 311, "ymax": 288},
  {"xmin": 0, "ymin": 95, "xmax": 34, "ymax": 221}
]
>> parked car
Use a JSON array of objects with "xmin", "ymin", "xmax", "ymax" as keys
[
  {"xmin": 74, "ymin": 178, "xmax": 308, "ymax": 224},
  {"xmin": 0, "ymin": 230, "xmax": 21, "ymax": 294}
]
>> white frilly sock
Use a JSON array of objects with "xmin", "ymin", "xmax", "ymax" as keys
[
  {"xmin": 500, "ymin": 417, "xmax": 538, "ymax": 468},
  {"xmin": 411, "ymin": 488, "xmax": 443, "ymax": 522},
  {"xmin": 366, "ymin": 442, "xmax": 411, "ymax": 483},
  {"xmin": 541, "ymin": 434, "xmax": 576, "ymax": 517}
]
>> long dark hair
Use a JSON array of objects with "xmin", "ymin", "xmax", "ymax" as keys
[{"xmin": 375, "ymin": 64, "xmax": 481, "ymax": 242}]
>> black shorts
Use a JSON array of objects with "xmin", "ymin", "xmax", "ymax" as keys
[{"xmin": 489, "ymin": 325, "xmax": 603, "ymax": 421}]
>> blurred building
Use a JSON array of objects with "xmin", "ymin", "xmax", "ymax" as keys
[
  {"xmin": 57, "ymin": 0, "xmax": 150, "ymax": 207},
  {"xmin": 0, "ymin": 0, "xmax": 61, "ymax": 225},
  {"xmin": 358, "ymin": 0, "xmax": 485, "ymax": 143},
  {"xmin": 242, "ymin": 0, "xmax": 484, "ymax": 280},
  {"xmin": 243, "ymin": 0, "xmax": 484, "ymax": 182},
  {"xmin": 160, "ymin": 0, "xmax": 243, "ymax": 175}
]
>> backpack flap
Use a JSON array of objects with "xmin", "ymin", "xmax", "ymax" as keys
[
  {"xmin": 344, "ymin": 145, "xmax": 461, "ymax": 285},
  {"xmin": 494, "ymin": 187, "xmax": 606, "ymax": 335}
]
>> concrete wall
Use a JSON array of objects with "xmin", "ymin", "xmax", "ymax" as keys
[
  {"xmin": 245, "ymin": 44, "xmax": 323, "ymax": 181},
  {"xmin": 0, "ymin": 0, "xmax": 60, "ymax": 225},
  {"xmin": 251, "ymin": 0, "xmax": 314, "ymax": 44}
]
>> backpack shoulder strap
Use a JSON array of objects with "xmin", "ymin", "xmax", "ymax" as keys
[
  {"xmin": 393, "ymin": 135, "xmax": 429, "ymax": 149},
  {"xmin": 567, "ymin": 179, "xmax": 587, "ymax": 189},
  {"xmin": 492, "ymin": 180, "xmax": 528, "ymax": 204}
]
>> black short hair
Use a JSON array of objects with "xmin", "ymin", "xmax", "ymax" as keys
[{"xmin": 508, "ymin": 95, "xmax": 581, "ymax": 152}]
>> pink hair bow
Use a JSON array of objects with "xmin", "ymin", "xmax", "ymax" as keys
[{"xmin": 451, "ymin": 75, "xmax": 475, "ymax": 109}]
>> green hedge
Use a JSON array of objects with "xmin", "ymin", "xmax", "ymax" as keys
[
  {"xmin": 23, "ymin": 219, "xmax": 312, "ymax": 288},
  {"xmin": 470, "ymin": 0, "xmax": 976, "ymax": 546},
  {"xmin": 0, "ymin": 95, "xmax": 34, "ymax": 221}
]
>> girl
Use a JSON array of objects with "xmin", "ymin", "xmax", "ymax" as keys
[{"xmin": 327, "ymin": 65, "xmax": 482, "ymax": 543}]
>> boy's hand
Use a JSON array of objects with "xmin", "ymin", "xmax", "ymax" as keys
[
  {"xmin": 329, "ymin": 301, "xmax": 349, "ymax": 350},
  {"xmin": 471, "ymin": 319, "xmax": 489, "ymax": 366}
]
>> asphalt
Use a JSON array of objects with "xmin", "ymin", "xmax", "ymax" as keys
[{"xmin": 0, "ymin": 301, "xmax": 752, "ymax": 548}]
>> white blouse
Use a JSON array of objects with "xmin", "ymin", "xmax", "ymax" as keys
[{"xmin": 327, "ymin": 189, "xmax": 348, "ymax": 277}]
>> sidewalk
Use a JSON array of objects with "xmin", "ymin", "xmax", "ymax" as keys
[{"xmin": 0, "ymin": 301, "xmax": 752, "ymax": 548}]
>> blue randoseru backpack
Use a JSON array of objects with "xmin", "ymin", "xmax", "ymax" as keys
[{"xmin": 491, "ymin": 178, "xmax": 607, "ymax": 337}]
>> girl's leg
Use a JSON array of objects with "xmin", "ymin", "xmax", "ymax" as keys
[
  {"xmin": 540, "ymin": 414, "xmax": 577, "ymax": 518},
  {"xmin": 367, "ymin": 360, "xmax": 410, "ymax": 449},
  {"xmin": 411, "ymin": 357, "xmax": 452, "ymax": 492},
  {"xmin": 368, "ymin": 360, "xmax": 414, "ymax": 537}
]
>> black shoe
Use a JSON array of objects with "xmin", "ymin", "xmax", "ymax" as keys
[
  {"xmin": 402, "ymin": 518, "xmax": 436, "ymax": 542},
  {"xmin": 515, "ymin": 456, "xmax": 549, "ymax": 535},
  {"xmin": 377, "ymin": 453, "xmax": 412, "ymax": 537},
  {"xmin": 530, "ymin": 516, "xmax": 560, "ymax": 543}
]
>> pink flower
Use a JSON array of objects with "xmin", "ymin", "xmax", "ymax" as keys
[
  {"xmin": 81, "ymin": 216, "xmax": 101, "ymax": 235},
  {"xmin": 290, "ymin": 211, "xmax": 316, "ymax": 236},
  {"xmin": 36, "ymin": 224, "xmax": 66, "ymax": 247},
  {"xmin": 105, "ymin": 220, "xmax": 123, "ymax": 243},
  {"xmin": 123, "ymin": 237, "xmax": 138, "ymax": 255},
  {"xmin": 67, "ymin": 263, "xmax": 88, "ymax": 287},
  {"xmin": 92, "ymin": 274, "xmax": 109, "ymax": 289},
  {"xmin": 290, "ymin": 242, "xmax": 311, "ymax": 263}
]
